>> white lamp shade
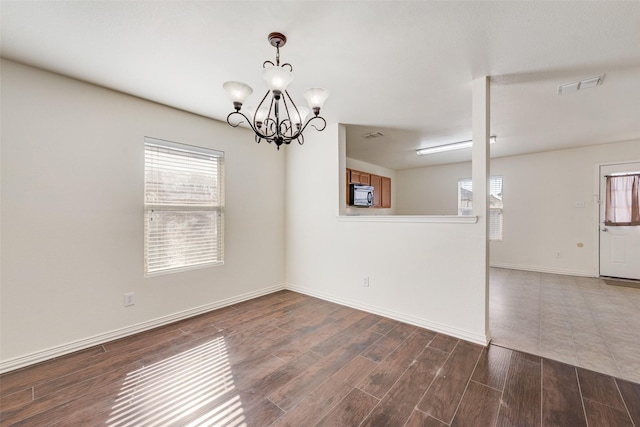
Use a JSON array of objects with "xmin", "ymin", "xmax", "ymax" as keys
[
  {"xmin": 247, "ymin": 106, "xmax": 269, "ymax": 123},
  {"xmin": 262, "ymin": 66, "xmax": 294, "ymax": 93},
  {"xmin": 290, "ymin": 107, "xmax": 310, "ymax": 125},
  {"xmin": 223, "ymin": 81, "xmax": 253, "ymax": 104},
  {"xmin": 303, "ymin": 87, "xmax": 329, "ymax": 110}
]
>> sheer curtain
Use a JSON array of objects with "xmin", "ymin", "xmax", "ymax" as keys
[{"xmin": 605, "ymin": 174, "xmax": 640, "ymax": 226}]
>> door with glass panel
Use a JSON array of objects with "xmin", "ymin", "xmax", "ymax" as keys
[{"xmin": 599, "ymin": 162, "xmax": 640, "ymax": 280}]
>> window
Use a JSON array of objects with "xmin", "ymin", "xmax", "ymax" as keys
[
  {"xmin": 458, "ymin": 176, "xmax": 503, "ymax": 241},
  {"xmin": 605, "ymin": 173, "xmax": 640, "ymax": 226},
  {"xmin": 144, "ymin": 137, "xmax": 224, "ymax": 275}
]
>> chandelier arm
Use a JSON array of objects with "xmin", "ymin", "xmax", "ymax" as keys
[
  {"xmin": 281, "ymin": 63, "xmax": 293, "ymax": 72},
  {"xmin": 253, "ymin": 90, "xmax": 271, "ymax": 133},
  {"xmin": 280, "ymin": 99, "xmax": 293, "ymax": 137},
  {"xmin": 280, "ymin": 119, "xmax": 292, "ymax": 131},
  {"xmin": 250, "ymin": 114, "xmax": 326, "ymax": 146},
  {"xmin": 279, "ymin": 121, "xmax": 292, "ymax": 139},
  {"xmin": 226, "ymin": 111, "xmax": 260, "ymax": 133},
  {"xmin": 263, "ymin": 60, "xmax": 275, "ymax": 68},
  {"xmin": 284, "ymin": 90, "xmax": 299, "ymax": 110},
  {"xmin": 266, "ymin": 115, "xmax": 324, "ymax": 145},
  {"xmin": 265, "ymin": 95, "xmax": 276, "ymax": 136},
  {"xmin": 282, "ymin": 91, "xmax": 300, "ymax": 137},
  {"xmin": 297, "ymin": 115, "xmax": 327, "ymax": 135},
  {"xmin": 263, "ymin": 117, "xmax": 278, "ymax": 138},
  {"xmin": 227, "ymin": 111, "xmax": 275, "ymax": 143},
  {"xmin": 309, "ymin": 117, "xmax": 327, "ymax": 132}
]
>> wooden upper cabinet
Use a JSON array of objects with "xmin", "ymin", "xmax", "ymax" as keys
[
  {"xmin": 381, "ymin": 176, "xmax": 391, "ymax": 208},
  {"xmin": 346, "ymin": 169, "xmax": 350, "ymax": 204},
  {"xmin": 346, "ymin": 168, "xmax": 391, "ymax": 209},
  {"xmin": 370, "ymin": 174, "xmax": 382, "ymax": 207},
  {"xmin": 349, "ymin": 169, "xmax": 370, "ymax": 185}
]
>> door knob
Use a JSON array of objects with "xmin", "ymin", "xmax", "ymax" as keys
[{"xmin": 601, "ymin": 227, "xmax": 608, "ymax": 232}]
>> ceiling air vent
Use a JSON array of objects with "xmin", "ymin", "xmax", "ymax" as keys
[
  {"xmin": 361, "ymin": 131, "xmax": 384, "ymax": 140},
  {"xmin": 557, "ymin": 74, "xmax": 604, "ymax": 95}
]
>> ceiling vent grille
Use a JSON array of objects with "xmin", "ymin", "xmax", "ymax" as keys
[
  {"xmin": 361, "ymin": 131, "xmax": 384, "ymax": 140},
  {"xmin": 558, "ymin": 74, "xmax": 604, "ymax": 95}
]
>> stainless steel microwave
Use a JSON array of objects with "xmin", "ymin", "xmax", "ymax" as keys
[{"xmin": 350, "ymin": 184, "xmax": 374, "ymax": 207}]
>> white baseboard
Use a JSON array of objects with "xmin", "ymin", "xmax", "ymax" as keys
[
  {"xmin": 490, "ymin": 262, "xmax": 597, "ymax": 278},
  {"xmin": 2, "ymin": 280, "xmax": 495, "ymax": 374},
  {"xmin": 285, "ymin": 283, "xmax": 490, "ymax": 347},
  {"xmin": 0, "ymin": 283, "xmax": 286, "ymax": 374}
]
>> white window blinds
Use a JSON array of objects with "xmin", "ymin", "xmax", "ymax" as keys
[
  {"xmin": 144, "ymin": 137, "xmax": 224, "ymax": 275},
  {"xmin": 458, "ymin": 176, "xmax": 503, "ymax": 241}
]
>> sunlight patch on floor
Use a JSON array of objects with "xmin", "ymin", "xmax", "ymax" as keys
[{"xmin": 107, "ymin": 336, "xmax": 245, "ymax": 426}]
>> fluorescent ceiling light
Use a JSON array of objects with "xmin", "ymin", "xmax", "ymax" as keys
[{"xmin": 416, "ymin": 136, "xmax": 496, "ymax": 156}]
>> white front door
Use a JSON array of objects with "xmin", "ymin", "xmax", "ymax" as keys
[{"xmin": 599, "ymin": 162, "xmax": 640, "ymax": 280}]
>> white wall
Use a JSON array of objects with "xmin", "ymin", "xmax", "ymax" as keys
[
  {"xmin": 345, "ymin": 158, "xmax": 397, "ymax": 215},
  {"xmin": 285, "ymin": 124, "xmax": 489, "ymax": 345},
  {"xmin": 0, "ymin": 60, "xmax": 286, "ymax": 368},
  {"xmin": 396, "ymin": 140, "xmax": 640, "ymax": 276}
]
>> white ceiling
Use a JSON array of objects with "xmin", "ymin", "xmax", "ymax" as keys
[{"xmin": 2, "ymin": 1, "xmax": 639, "ymax": 170}]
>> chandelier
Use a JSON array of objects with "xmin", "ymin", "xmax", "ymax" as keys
[{"xmin": 223, "ymin": 32, "xmax": 329, "ymax": 150}]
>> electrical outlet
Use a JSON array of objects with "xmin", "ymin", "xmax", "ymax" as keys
[
  {"xmin": 555, "ymin": 251, "xmax": 562, "ymax": 258},
  {"xmin": 362, "ymin": 276, "xmax": 370, "ymax": 287},
  {"xmin": 124, "ymin": 292, "xmax": 135, "ymax": 307}
]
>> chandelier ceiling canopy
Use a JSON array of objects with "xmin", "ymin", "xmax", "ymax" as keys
[{"xmin": 223, "ymin": 32, "xmax": 329, "ymax": 150}]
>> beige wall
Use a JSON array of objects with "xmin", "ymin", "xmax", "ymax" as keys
[
  {"xmin": 396, "ymin": 140, "xmax": 640, "ymax": 276},
  {"xmin": 396, "ymin": 162, "xmax": 472, "ymax": 215},
  {"xmin": 0, "ymin": 60, "xmax": 286, "ymax": 368}
]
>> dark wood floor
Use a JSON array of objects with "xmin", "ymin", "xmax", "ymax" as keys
[{"xmin": 1, "ymin": 291, "xmax": 639, "ymax": 426}]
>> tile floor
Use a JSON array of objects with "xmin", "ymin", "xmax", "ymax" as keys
[{"xmin": 490, "ymin": 268, "xmax": 640, "ymax": 383}]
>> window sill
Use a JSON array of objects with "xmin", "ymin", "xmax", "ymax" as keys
[
  {"xmin": 145, "ymin": 261, "xmax": 224, "ymax": 278},
  {"xmin": 336, "ymin": 215, "xmax": 478, "ymax": 224}
]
